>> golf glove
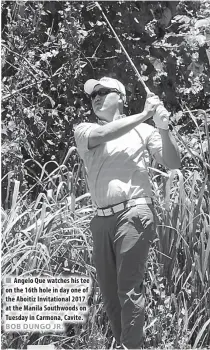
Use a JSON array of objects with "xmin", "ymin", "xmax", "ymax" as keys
[{"xmin": 153, "ymin": 104, "xmax": 170, "ymax": 130}]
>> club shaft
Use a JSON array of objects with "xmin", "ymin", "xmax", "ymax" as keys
[{"xmin": 96, "ymin": 2, "xmax": 152, "ymax": 96}]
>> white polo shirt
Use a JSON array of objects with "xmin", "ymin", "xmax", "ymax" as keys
[{"xmin": 74, "ymin": 122, "xmax": 163, "ymax": 208}]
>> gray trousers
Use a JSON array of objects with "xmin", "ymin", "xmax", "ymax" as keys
[{"xmin": 90, "ymin": 203, "xmax": 155, "ymax": 349}]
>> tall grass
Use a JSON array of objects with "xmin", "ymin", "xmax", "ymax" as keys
[
  {"xmin": 1, "ymin": 112, "xmax": 210, "ymax": 349},
  {"xmin": 144, "ymin": 109, "xmax": 210, "ymax": 348}
]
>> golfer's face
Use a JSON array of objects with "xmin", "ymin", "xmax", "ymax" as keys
[{"xmin": 91, "ymin": 85, "xmax": 121, "ymax": 121}]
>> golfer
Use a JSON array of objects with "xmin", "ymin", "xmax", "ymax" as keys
[{"xmin": 74, "ymin": 77, "xmax": 180, "ymax": 349}]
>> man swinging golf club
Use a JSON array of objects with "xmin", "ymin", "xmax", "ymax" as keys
[{"xmin": 74, "ymin": 77, "xmax": 181, "ymax": 349}]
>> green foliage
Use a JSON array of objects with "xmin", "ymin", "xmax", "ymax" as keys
[{"xmin": 2, "ymin": 1, "xmax": 88, "ymax": 201}]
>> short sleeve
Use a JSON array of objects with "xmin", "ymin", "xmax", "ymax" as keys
[
  {"xmin": 146, "ymin": 129, "xmax": 163, "ymax": 159},
  {"xmin": 74, "ymin": 122, "xmax": 99, "ymax": 158}
]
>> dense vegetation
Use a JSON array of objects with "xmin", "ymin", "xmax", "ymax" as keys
[{"xmin": 1, "ymin": 1, "xmax": 210, "ymax": 349}]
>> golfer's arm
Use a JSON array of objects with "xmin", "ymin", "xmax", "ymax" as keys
[{"xmin": 88, "ymin": 112, "xmax": 148, "ymax": 149}]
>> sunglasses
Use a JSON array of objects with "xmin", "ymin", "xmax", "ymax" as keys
[{"xmin": 90, "ymin": 88, "xmax": 120, "ymax": 100}]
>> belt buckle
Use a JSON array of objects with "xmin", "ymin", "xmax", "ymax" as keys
[
  {"xmin": 104, "ymin": 207, "xmax": 113, "ymax": 216},
  {"xmin": 128, "ymin": 199, "xmax": 136, "ymax": 208},
  {"xmin": 109, "ymin": 206, "xmax": 115, "ymax": 215}
]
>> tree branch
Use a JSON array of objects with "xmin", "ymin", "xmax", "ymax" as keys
[{"xmin": 2, "ymin": 43, "xmax": 48, "ymax": 78}]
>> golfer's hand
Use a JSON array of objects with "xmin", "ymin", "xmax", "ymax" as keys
[
  {"xmin": 143, "ymin": 95, "xmax": 161, "ymax": 118},
  {"xmin": 153, "ymin": 104, "xmax": 170, "ymax": 130}
]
